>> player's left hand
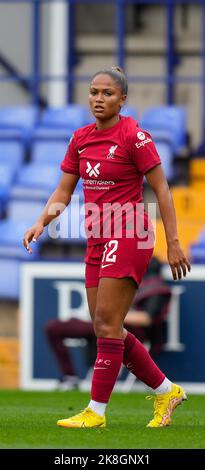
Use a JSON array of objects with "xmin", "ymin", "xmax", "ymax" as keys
[{"xmin": 167, "ymin": 240, "xmax": 191, "ymax": 281}]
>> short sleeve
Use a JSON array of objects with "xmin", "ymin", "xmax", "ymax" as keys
[
  {"xmin": 60, "ymin": 133, "xmax": 80, "ymax": 176},
  {"xmin": 131, "ymin": 128, "xmax": 161, "ymax": 174}
]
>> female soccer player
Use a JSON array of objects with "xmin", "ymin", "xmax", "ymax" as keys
[{"xmin": 23, "ymin": 67, "xmax": 191, "ymax": 428}]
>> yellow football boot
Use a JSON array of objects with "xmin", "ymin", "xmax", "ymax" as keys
[
  {"xmin": 146, "ymin": 383, "xmax": 187, "ymax": 428},
  {"xmin": 57, "ymin": 407, "xmax": 106, "ymax": 428}
]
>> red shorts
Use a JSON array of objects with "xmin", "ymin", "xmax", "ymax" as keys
[{"xmin": 85, "ymin": 236, "xmax": 154, "ymax": 288}]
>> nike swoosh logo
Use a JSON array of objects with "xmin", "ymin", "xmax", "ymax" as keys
[
  {"xmin": 78, "ymin": 148, "xmax": 87, "ymax": 154},
  {"xmin": 101, "ymin": 263, "xmax": 113, "ymax": 269}
]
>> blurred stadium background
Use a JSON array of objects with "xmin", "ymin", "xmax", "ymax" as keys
[{"xmin": 0, "ymin": 0, "xmax": 205, "ymax": 396}]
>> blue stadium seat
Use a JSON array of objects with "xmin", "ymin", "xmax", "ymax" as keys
[
  {"xmin": 33, "ymin": 105, "xmax": 90, "ymax": 139},
  {"xmin": 121, "ymin": 105, "xmax": 138, "ymax": 120},
  {"xmin": 0, "ymin": 140, "xmax": 25, "ymax": 169},
  {"xmin": 0, "ymin": 258, "xmax": 20, "ymax": 299},
  {"xmin": 17, "ymin": 162, "xmax": 60, "ymax": 188},
  {"xmin": 40, "ymin": 105, "xmax": 89, "ymax": 128},
  {"xmin": 10, "ymin": 163, "xmax": 61, "ymax": 200},
  {"xmin": 0, "ymin": 105, "xmax": 38, "ymax": 144},
  {"xmin": 31, "ymin": 140, "xmax": 67, "ymax": 165},
  {"xmin": 7, "ymin": 199, "xmax": 46, "ymax": 222},
  {"xmin": 189, "ymin": 229, "xmax": 205, "ymax": 263},
  {"xmin": 0, "ymin": 163, "xmax": 17, "ymax": 208},
  {"xmin": 0, "ymin": 220, "xmax": 40, "ymax": 259},
  {"xmin": 32, "ymin": 127, "xmax": 73, "ymax": 140},
  {"xmin": 0, "ymin": 200, "xmax": 49, "ymax": 262},
  {"xmin": 6, "ymin": 198, "xmax": 85, "ymax": 248},
  {"xmin": 140, "ymin": 105, "xmax": 186, "ymax": 154},
  {"xmin": 189, "ymin": 245, "xmax": 205, "ymax": 264},
  {"xmin": 155, "ymin": 142, "xmax": 174, "ymax": 181},
  {"xmin": 0, "ymin": 163, "xmax": 16, "ymax": 189}
]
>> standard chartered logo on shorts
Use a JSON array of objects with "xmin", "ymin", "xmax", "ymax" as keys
[{"xmin": 86, "ymin": 161, "xmax": 100, "ymax": 177}]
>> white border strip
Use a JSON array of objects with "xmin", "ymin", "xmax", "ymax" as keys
[
  {"xmin": 81, "ymin": 380, "xmax": 205, "ymax": 395},
  {"xmin": 132, "ymin": 382, "xmax": 205, "ymax": 395},
  {"xmin": 20, "ymin": 262, "xmax": 85, "ymax": 390},
  {"xmin": 162, "ymin": 264, "xmax": 205, "ymax": 280}
]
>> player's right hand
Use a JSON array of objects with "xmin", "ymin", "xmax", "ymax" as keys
[{"xmin": 23, "ymin": 222, "xmax": 44, "ymax": 254}]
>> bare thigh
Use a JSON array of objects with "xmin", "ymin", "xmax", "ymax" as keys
[
  {"xmin": 90, "ymin": 277, "xmax": 137, "ymax": 338},
  {"xmin": 86, "ymin": 287, "xmax": 98, "ymax": 322}
]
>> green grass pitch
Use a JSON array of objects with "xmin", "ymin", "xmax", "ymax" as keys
[{"xmin": 0, "ymin": 390, "xmax": 204, "ymax": 449}]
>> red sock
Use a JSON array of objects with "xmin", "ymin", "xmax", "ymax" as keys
[
  {"xmin": 91, "ymin": 338, "xmax": 124, "ymax": 403},
  {"xmin": 123, "ymin": 331, "xmax": 165, "ymax": 389}
]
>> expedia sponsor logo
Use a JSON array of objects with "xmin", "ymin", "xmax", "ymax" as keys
[{"xmin": 135, "ymin": 137, "xmax": 152, "ymax": 149}]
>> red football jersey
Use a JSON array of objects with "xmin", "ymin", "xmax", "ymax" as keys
[{"xmin": 61, "ymin": 116, "xmax": 161, "ymax": 245}]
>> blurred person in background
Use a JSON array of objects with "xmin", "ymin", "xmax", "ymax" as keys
[
  {"xmin": 45, "ymin": 256, "xmax": 171, "ymax": 390},
  {"xmin": 23, "ymin": 66, "xmax": 190, "ymax": 429}
]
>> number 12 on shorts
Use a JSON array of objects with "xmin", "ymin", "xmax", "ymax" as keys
[{"xmin": 102, "ymin": 240, "xmax": 118, "ymax": 267}]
